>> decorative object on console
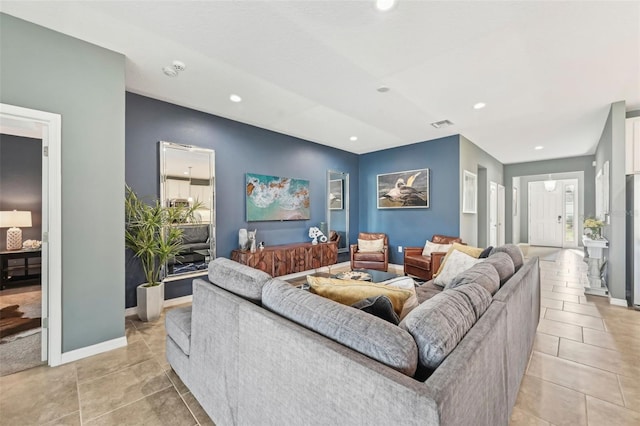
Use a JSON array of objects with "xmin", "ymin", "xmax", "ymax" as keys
[
  {"xmin": 245, "ymin": 173, "xmax": 310, "ymax": 221},
  {"xmin": 0, "ymin": 210, "xmax": 32, "ymax": 251},
  {"xmin": 239, "ymin": 228, "xmax": 248, "ymax": 250},
  {"xmin": 462, "ymin": 170, "xmax": 477, "ymax": 214},
  {"xmin": 308, "ymin": 227, "xmax": 325, "ymax": 245},
  {"xmin": 248, "ymin": 229, "xmax": 257, "ymax": 253},
  {"xmin": 584, "ymin": 217, "xmax": 604, "ymax": 239},
  {"xmin": 124, "ymin": 186, "xmax": 201, "ymax": 321},
  {"xmin": 377, "ymin": 168, "xmax": 429, "ymax": 209},
  {"xmin": 335, "ymin": 271, "xmax": 372, "ymax": 281},
  {"xmin": 22, "ymin": 239, "xmax": 42, "ymax": 250}
]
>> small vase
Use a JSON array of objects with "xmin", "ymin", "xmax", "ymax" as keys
[{"xmin": 312, "ymin": 237, "xmax": 318, "ymax": 245}]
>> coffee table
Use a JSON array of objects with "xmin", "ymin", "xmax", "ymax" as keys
[{"xmin": 339, "ymin": 268, "xmax": 400, "ymax": 283}]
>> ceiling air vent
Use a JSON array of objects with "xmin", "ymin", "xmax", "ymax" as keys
[{"xmin": 431, "ymin": 119, "xmax": 454, "ymax": 129}]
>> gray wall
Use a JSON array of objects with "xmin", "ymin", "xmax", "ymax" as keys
[
  {"xmin": 459, "ymin": 136, "xmax": 504, "ymax": 247},
  {"xmin": 504, "ymin": 156, "xmax": 596, "ymax": 244},
  {"xmin": 0, "ymin": 134, "xmax": 42, "ymax": 250},
  {"xmin": 0, "ymin": 14, "xmax": 126, "ymax": 352},
  {"xmin": 595, "ymin": 101, "xmax": 627, "ymax": 301}
]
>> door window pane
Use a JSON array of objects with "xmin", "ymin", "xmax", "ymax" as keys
[{"xmin": 565, "ymin": 184, "xmax": 575, "ymax": 242}]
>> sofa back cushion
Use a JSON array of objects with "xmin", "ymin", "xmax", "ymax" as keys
[
  {"xmin": 263, "ymin": 278, "xmax": 418, "ymax": 376},
  {"xmin": 399, "ymin": 283, "xmax": 492, "ymax": 369},
  {"xmin": 431, "ymin": 234, "xmax": 462, "ymax": 244},
  {"xmin": 180, "ymin": 224, "xmax": 209, "ymax": 244},
  {"xmin": 490, "ymin": 244, "xmax": 525, "ymax": 271},
  {"xmin": 446, "ymin": 262, "xmax": 500, "ymax": 295},
  {"xmin": 208, "ymin": 257, "xmax": 271, "ymax": 303},
  {"xmin": 484, "ymin": 252, "xmax": 515, "ymax": 286}
]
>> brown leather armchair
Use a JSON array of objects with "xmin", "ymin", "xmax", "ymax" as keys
[
  {"xmin": 403, "ymin": 234, "xmax": 463, "ymax": 280},
  {"xmin": 350, "ymin": 232, "xmax": 389, "ymax": 271}
]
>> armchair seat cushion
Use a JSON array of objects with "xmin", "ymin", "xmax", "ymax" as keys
[
  {"xmin": 404, "ymin": 254, "xmax": 431, "ymax": 270},
  {"xmin": 353, "ymin": 252, "xmax": 386, "ymax": 262}
]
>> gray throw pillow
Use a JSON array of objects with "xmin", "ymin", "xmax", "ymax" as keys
[
  {"xmin": 351, "ymin": 295, "xmax": 400, "ymax": 325},
  {"xmin": 489, "ymin": 244, "xmax": 524, "ymax": 271},
  {"xmin": 446, "ymin": 262, "xmax": 500, "ymax": 295},
  {"xmin": 450, "ymin": 283, "xmax": 493, "ymax": 320},
  {"xmin": 484, "ymin": 252, "xmax": 515, "ymax": 286},
  {"xmin": 400, "ymin": 289, "xmax": 479, "ymax": 369}
]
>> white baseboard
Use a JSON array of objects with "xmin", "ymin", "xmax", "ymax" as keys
[
  {"xmin": 609, "ymin": 297, "xmax": 628, "ymax": 307},
  {"xmin": 125, "ymin": 295, "xmax": 194, "ymax": 318},
  {"xmin": 59, "ymin": 336, "xmax": 127, "ymax": 365}
]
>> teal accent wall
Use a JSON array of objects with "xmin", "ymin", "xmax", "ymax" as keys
[{"xmin": 0, "ymin": 14, "xmax": 126, "ymax": 352}]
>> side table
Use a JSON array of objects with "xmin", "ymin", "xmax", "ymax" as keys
[{"xmin": 0, "ymin": 248, "xmax": 42, "ymax": 289}]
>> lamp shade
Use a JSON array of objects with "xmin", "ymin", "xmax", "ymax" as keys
[{"xmin": 0, "ymin": 210, "xmax": 32, "ymax": 228}]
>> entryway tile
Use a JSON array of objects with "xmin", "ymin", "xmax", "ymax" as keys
[
  {"xmin": 537, "ymin": 319, "xmax": 583, "ymax": 342},
  {"xmin": 514, "ymin": 375, "xmax": 587, "ymax": 426},
  {"xmin": 586, "ymin": 395, "xmax": 640, "ymax": 426},
  {"xmin": 75, "ymin": 339, "xmax": 153, "ymax": 383},
  {"xmin": 545, "ymin": 309, "xmax": 605, "ymax": 330}
]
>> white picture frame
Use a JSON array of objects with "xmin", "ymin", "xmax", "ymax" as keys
[{"xmin": 462, "ymin": 170, "xmax": 477, "ymax": 214}]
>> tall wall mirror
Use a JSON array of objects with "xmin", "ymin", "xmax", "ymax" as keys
[
  {"xmin": 159, "ymin": 141, "xmax": 215, "ymax": 279},
  {"xmin": 327, "ymin": 170, "xmax": 349, "ymax": 253}
]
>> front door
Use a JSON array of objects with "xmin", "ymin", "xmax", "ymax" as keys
[{"xmin": 529, "ymin": 181, "xmax": 563, "ymax": 247}]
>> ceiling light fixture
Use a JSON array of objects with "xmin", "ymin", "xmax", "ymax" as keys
[
  {"xmin": 377, "ymin": 86, "xmax": 390, "ymax": 93},
  {"xmin": 473, "ymin": 102, "xmax": 486, "ymax": 110},
  {"xmin": 350, "ymin": 136, "xmax": 358, "ymax": 141},
  {"xmin": 534, "ymin": 146, "xmax": 544, "ymax": 150},
  {"xmin": 230, "ymin": 94, "xmax": 242, "ymax": 103},
  {"xmin": 163, "ymin": 59, "xmax": 186, "ymax": 77},
  {"xmin": 376, "ymin": 0, "xmax": 397, "ymax": 11},
  {"xmin": 431, "ymin": 119, "xmax": 454, "ymax": 129},
  {"xmin": 163, "ymin": 66, "xmax": 178, "ymax": 77}
]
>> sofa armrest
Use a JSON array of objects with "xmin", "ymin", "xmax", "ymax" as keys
[
  {"xmin": 431, "ymin": 251, "xmax": 447, "ymax": 275},
  {"xmin": 404, "ymin": 247, "xmax": 424, "ymax": 257}
]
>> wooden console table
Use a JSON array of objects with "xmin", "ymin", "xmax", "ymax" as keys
[{"xmin": 231, "ymin": 241, "xmax": 338, "ymax": 277}]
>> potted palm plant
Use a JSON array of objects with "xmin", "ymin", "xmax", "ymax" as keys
[{"xmin": 125, "ymin": 186, "xmax": 201, "ymax": 321}]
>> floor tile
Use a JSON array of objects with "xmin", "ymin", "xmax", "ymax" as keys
[
  {"xmin": 533, "ymin": 333, "xmax": 559, "ymax": 356},
  {"xmin": 75, "ymin": 339, "xmax": 153, "ymax": 383},
  {"xmin": 618, "ymin": 375, "xmax": 640, "ymax": 413},
  {"xmin": 558, "ymin": 338, "xmax": 639, "ymax": 378},
  {"xmin": 509, "ymin": 406, "xmax": 550, "ymax": 425},
  {"xmin": 514, "ymin": 375, "xmax": 587, "ymax": 426},
  {"xmin": 562, "ymin": 302, "xmax": 603, "ymax": 318},
  {"xmin": 582, "ymin": 328, "xmax": 639, "ymax": 354},
  {"xmin": 183, "ymin": 392, "xmax": 216, "ymax": 426},
  {"xmin": 0, "ymin": 364, "xmax": 78, "ymax": 424},
  {"xmin": 537, "ymin": 319, "xmax": 583, "ymax": 342},
  {"xmin": 552, "ymin": 286, "xmax": 584, "ymax": 296},
  {"xmin": 79, "ymin": 359, "xmax": 172, "ymax": 421},
  {"xmin": 541, "ymin": 290, "xmax": 580, "ymax": 303},
  {"xmin": 84, "ymin": 387, "xmax": 196, "ymax": 426},
  {"xmin": 167, "ymin": 368, "xmax": 189, "ymax": 395},
  {"xmin": 44, "ymin": 411, "xmax": 81, "ymax": 426},
  {"xmin": 526, "ymin": 351, "xmax": 624, "ymax": 406},
  {"xmin": 545, "ymin": 309, "xmax": 604, "ymax": 330},
  {"xmin": 540, "ymin": 298, "xmax": 564, "ymax": 310},
  {"xmin": 586, "ymin": 395, "xmax": 640, "ymax": 426}
]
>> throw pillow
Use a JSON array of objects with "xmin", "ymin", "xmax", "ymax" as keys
[
  {"xmin": 446, "ymin": 262, "xmax": 500, "ymax": 295},
  {"xmin": 433, "ymin": 249, "xmax": 483, "ymax": 288},
  {"xmin": 421, "ymin": 240, "xmax": 453, "ymax": 257},
  {"xmin": 489, "ymin": 244, "xmax": 524, "ymax": 271},
  {"xmin": 378, "ymin": 276, "xmax": 419, "ymax": 320},
  {"xmin": 484, "ymin": 252, "xmax": 515, "ymax": 286},
  {"xmin": 351, "ymin": 295, "xmax": 400, "ymax": 325},
  {"xmin": 433, "ymin": 243, "xmax": 484, "ymax": 277},
  {"xmin": 307, "ymin": 275, "xmax": 412, "ymax": 316},
  {"xmin": 479, "ymin": 246, "xmax": 493, "ymax": 258},
  {"xmin": 358, "ymin": 238, "xmax": 384, "ymax": 252}
]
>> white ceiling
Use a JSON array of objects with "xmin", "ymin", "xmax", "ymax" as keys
[{"xmin": 1, "ymin": 1, "xmax": 638, "ymax": 164}]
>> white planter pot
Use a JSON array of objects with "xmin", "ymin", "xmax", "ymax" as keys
[{"xmin": 137, "ymin": 282, "xmax": 165, "ymax": 322}]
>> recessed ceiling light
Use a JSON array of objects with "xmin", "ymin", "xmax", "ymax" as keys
[
  {"xmin": 183, "ymin": 171, "xmax": 189, "ymax": 175},
  {"xmin": 473, "ymin": 102, "xmax": 486, "ymax": 110},
  {"xmin": 230, "ymin": 94, "xmax": 242, "ymax": 103},
  {"xmin": 534, "ymin": 146, "xmax": 544, "ymax": 150},
  {"xmin": 172, "ymin": 60, "xmax": 186, "ymax": 72},
  {"xmin": 377, "ymin": 86, "xmax": 390, "ymax": 93},
  {"xmin": 376, "ymin": 0, "xmax": 396, "ymax": 12},
  {"xmin": 350, "ymin": 136, "xmax": 358, "ymax": 141},
  {"xmin": 162, "ymin": 66, "xmax": 178, "ymax": 77},
  {"xmin": 431, "ymin": 119, "xmax": 454, "ymax": 129}
]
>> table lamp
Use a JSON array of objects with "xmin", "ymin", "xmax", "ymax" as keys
[{"xmin": 0, "ymin": 210, "xmax": 32, "ymax": 250}]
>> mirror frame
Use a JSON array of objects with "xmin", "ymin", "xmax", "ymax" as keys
[
  {"xmin": 327, "ymin": 169, "xmax": 349, "ymax": 253},
  {"xmin": 159, "ymin": 141, "xmax": 216, "ymax": 280}
]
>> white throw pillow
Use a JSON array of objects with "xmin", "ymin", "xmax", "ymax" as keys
[
  {"xmin": 380, "ymin": 276, "xmax": 419, "ymax": 320},
  {"xmin": 358, "ymin": 238, "xmax": 384, "ymax": 252},
  {"xmin": 421, "ymin": 240, "xmax": 452, "ymax": 257},
  {"xmin": 433, "ymin": 250, "xmax": 483, "ymax": 288}
]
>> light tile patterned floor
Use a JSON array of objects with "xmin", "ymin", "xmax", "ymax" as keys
[{"xmin": 0, "ymin": 251, "xmax": 638, "ymax": 425}]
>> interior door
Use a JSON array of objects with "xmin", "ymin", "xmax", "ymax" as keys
[
  {"xmin": 497, "ymin": 184, "xmax": 505, "ymax": 246},
  {"xmin": 529, "ymin": 181, "xmax": 563, "ymax": 247},
  {"xmin": 489, "ymin": 182, "xmax": 498, "ymax": 246}
]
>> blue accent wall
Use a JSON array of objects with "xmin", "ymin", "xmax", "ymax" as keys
[
  {"xmin": 125, "ymin": 92, "xmax": 359, "ymax": 307},
  {"xmin": 358, "ymin": 137, "xmax": 460, "ymax": 264}
]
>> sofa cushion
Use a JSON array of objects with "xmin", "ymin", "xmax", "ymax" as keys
[
  {"xmin": 399, "ymin": 286, "xmax": 489, "ymax": 369},
  {"xmin": 404, "ymin": 254, "xmax": 431, "ymax": 269},
  {"xmin": 351, "ymin": 295, "xmax": 399, "ymax": 325},
  {"xmin": 490, "ymin": 244, "xmax": 524, "ymax": 271},
  {"xmin": 353, "ymin": 251, "xmax": 385, "ymax": 262},
  {"xmin": 421, "ymin": 240, "xmax": 452, "ymax": 257},
  {"xmin": 446, "ymin": 262, "xmax": 500, "ymax": 295},
  {"xmin": 180, "ymin": 224, "xmax": 209, "ymax": 244},
  {"xmin": 165, "ymin": 306, "xmax": 192, "ymax": 356},
  {"xmin": 415, "ymin": 281, "xmax": 444, "ymax": 304},
  {"xmin": 378, "ymin": 276, "xmax": 419, "ymax": 319},
  {"xmin": 451, "ymin": 283, "xmax": 493, "ymax": 320},
  {"xmin": 485, "ymin": 252, "xmax": 516, "ymax": 286},
  {"xmin": 434, "ymin": 243, "xmax": 484, "ymax": 277},
  {"xmin": 263, "ymin": 278, "xmax": 418, "ymax": 376},
  {"xmin": 307, "ymin": 276, "xmax": 412, "ymax": 316},
  {"xmin": 433, "ymin": 250, "xmax": 483, "ymax": 288},
  {"xmin": 358, "ymin": 238, "xmax": 384, "ymax": 252},
  {"xmin": 208, "ymin": 257, "xmax": 271, "ymax": 303}
]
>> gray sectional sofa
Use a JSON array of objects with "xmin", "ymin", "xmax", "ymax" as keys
[{"xmin": 166, "ymin": 244, "xmax": 540, "ymax": 426}]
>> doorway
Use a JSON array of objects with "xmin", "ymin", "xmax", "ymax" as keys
[
  {"xmin": 0, "ymin": 103, "xmax": 62, "ymax": 368},
  {"xmin": 528, "ymin": 179, "xmax": 579, "ymax": 248},
  {"xmin": 489, "ymin": 181, "xmax": 506, "ymax": 247}
]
